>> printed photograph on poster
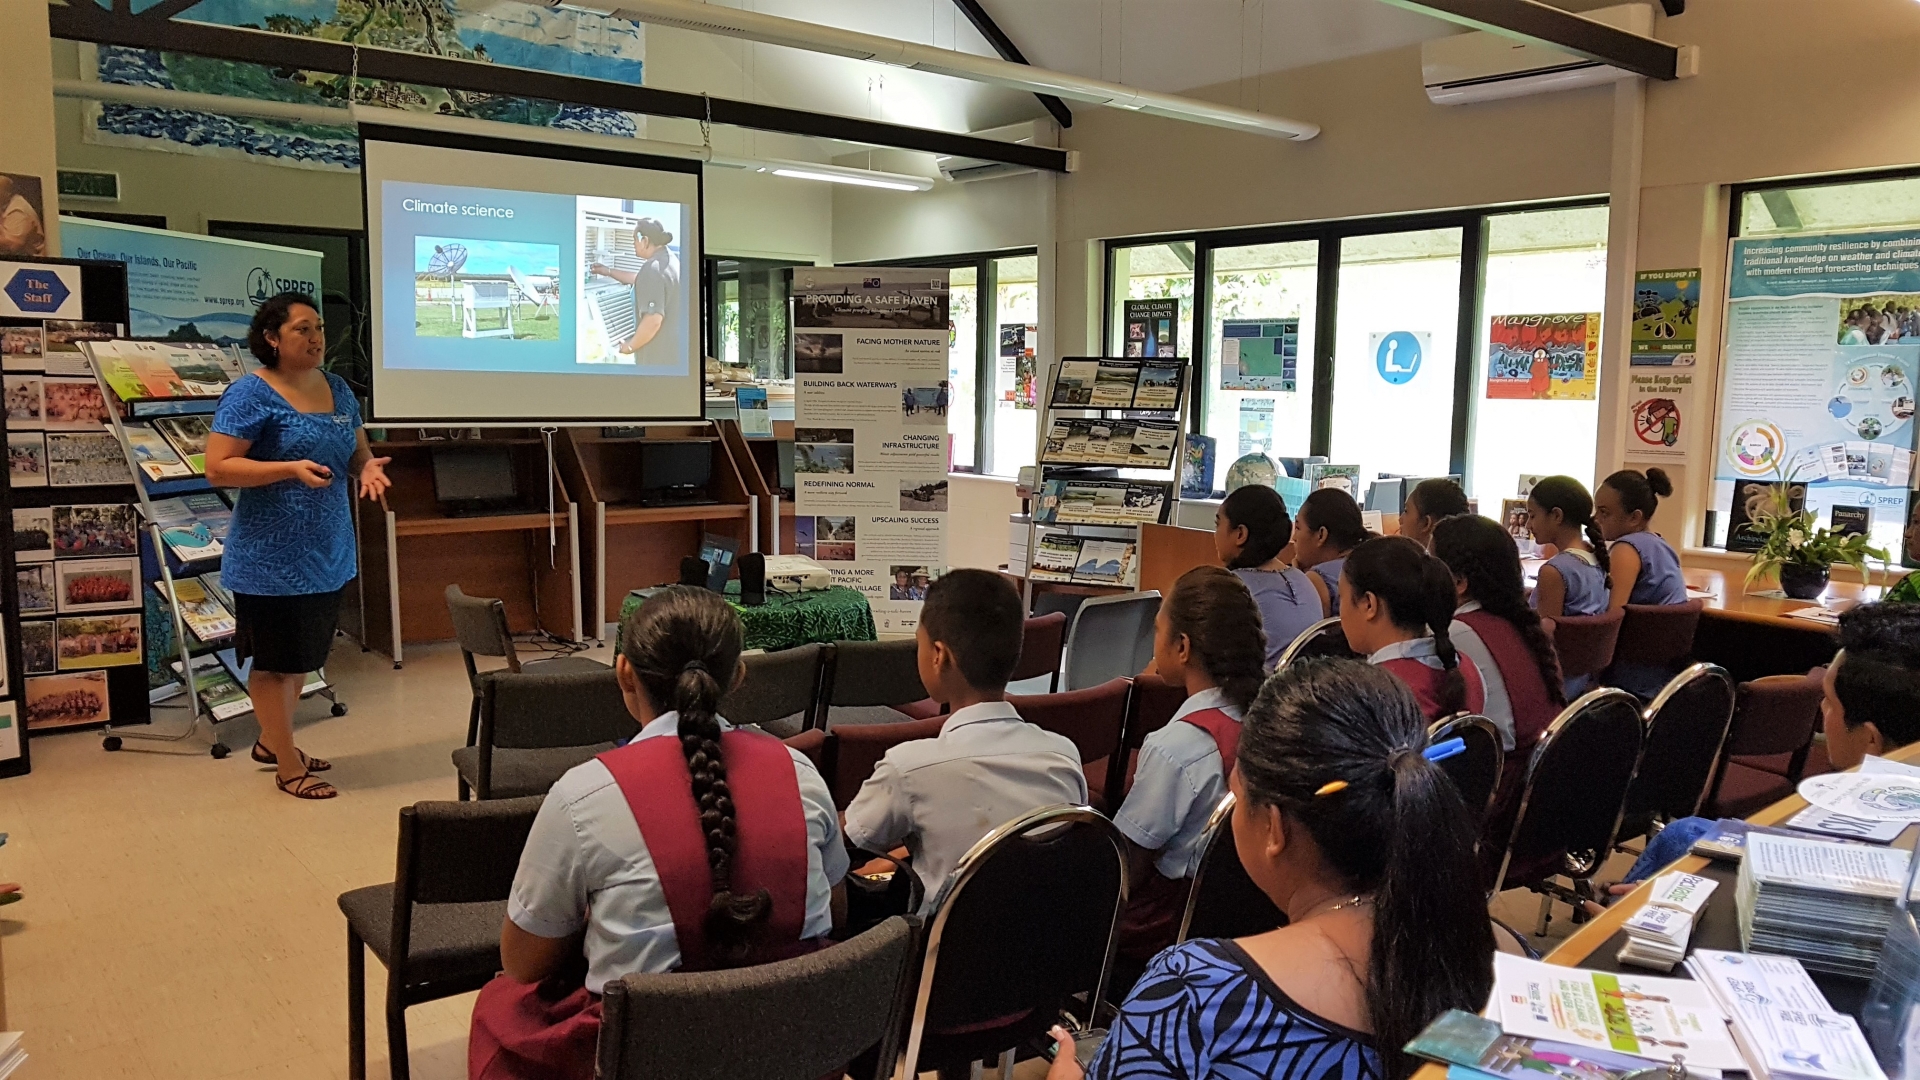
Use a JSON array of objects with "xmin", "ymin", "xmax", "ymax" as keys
[
  {"xmin": 47, "ymin": 431, "xmax": 131, "ymax": 487},
  {"xmin": 25, "ymin": 671, "xmax": 109, "ymax": 729},
  {"xmin": 12, "ymin": 507, "xmax": 52, "ymax": 563},
  {"xmin": 888, "ymin": 566, "xmax": 931, "ymax": 601},
  {"xmin": 52, "ymin": 504, "xmax": 139, "ymax": 557},
  {"xmin": 794, "ymin": 332, "xmax": 845, "ymax": 374},
  {"xmin": 794, "ymin": 515, "xmax": 815, "ymax": 558},
  {"xmin": 19, "ymin": 621, "xmax": 54, "ymax": 675},
  {"xmin": 43, "ymin": 377, "xmax": 110, "ymax": 428},
  {"xmin": 901, "ymin": 384, "xmax": 950, "ymax": 425},
  {"xmin": 1631, "ymin": 269, "xmax": 1700, "ymax": 365},
  {"xmin": 0, "ymin": 320, "xmax": 45, "ymax": 371},
  {"xmin": 42, "ymin": 320, "xmax": 119, "ymax": 375},
  {"xmin": 17, "ymin": 564, "xmax": 54, "ymax": 616},
  {"xmin": 813, "ymin": 516, "xmax": 856, "ymax": 560},
  {"xmin": 794, "ymin": 428, "xmax": 855, "ymax": 474},
  {"xmin": 899, "ymin": 478, "xmax": 948, "ymax": 511},
  {"xmin": 1053, "ymin": 359, "xmax": 1099, "ymax": 406},
  {"xmin": 1136, "ymin": 362, "xmax": 1184, "ymax": 410},
  {"xmin": 57, "ymin": 613, "xmax": 143, "ymax": 670},
  {"xmin": 0, "ymin": 703, "xmax": 20, "ymax": 762},
  {"xmin": 1903, "ymin": 491, "xmax": 1920, "ymax": 569},
  {"xmin": 1625, "ymin": 368, "xmax": 1691, "ymax": 461},
  {"xmin": 1092, "ymin": 361, "xmax": 1140, "ymax": 407},
  {"xmin": 0, "ymin": 172, "xmax": 48, "ymax": 257},
  {"xmin": 8, "ymin": 432, "xmax": 46, "ymax": 487},
  {"xmin": 1838, "ymin": 295, "xmax": 1920, "ymax": 345},
  {"xmin": 793, "ymin": 280, "xmax": 947, "ymax": 330},
  {"xmin": 1220, "ymin": 318, "xmax": 1299, "ymax": 392},
  {"xmin": 998, "ymin": 324, "xmax": 1036, "ymax": 410},
  {"xmin": 4, "ymin": 374, "xmax": 42, "ymax": 428},
  {"xmin": 55, "ymin": 557, "xmax": 140, "ymax": 613},
  {"xmin": 1485, "ymin": 313, "xmax": 1600, "ymax": 400}
]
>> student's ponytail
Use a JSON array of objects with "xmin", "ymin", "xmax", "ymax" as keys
[
  {"xmin": 1433, "ymin": 515, "xmax": 1567, "ymax": 709},
  {"xmin": 1345, "ymin": 536, "xmax": 1466, "ymax": 715},
  {"xmin": 1236, "ymin": 660, "xmax": 1494, "ymax": 1080},
  {"xmin": 1164, "ymin": 566, "xmax": 1268, "ymax": 712},
  {"xmin": 1529, "ymin": 475, "xmax": 1608, "ymax": 575},
  {"xmin": 1219, "ymin": 485, "xmax": 1292, "ymax": 570},
  {"xmin": 1419, "ymin": 554, "xmax": 1469, "ymax": 718},
  {"xmin": 619, "ymin": 586, "xmax": 768, "ymax": 967}
]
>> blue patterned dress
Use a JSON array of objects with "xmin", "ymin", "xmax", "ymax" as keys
[{"xmin": 1089, "ymin": 939, "xmax": 1381, "ymax": 1080}]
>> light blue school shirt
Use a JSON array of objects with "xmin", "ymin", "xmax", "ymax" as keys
[
  {"xmin": 1614, "ymin": 530, "xmax": 1687, "ymax": 606},
  {"xmin": 1113, "ymin": 687, "xmax": 1245, "ymax": 880}
]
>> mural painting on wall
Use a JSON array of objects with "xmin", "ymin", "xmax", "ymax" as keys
[{"xmin": 80, "ymin": 0, "xmax": 646, "ymax": 171}]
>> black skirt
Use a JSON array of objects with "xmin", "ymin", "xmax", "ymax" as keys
[{"xmin": 232, "ymin": 588, "xmax": 344, "ymax": 674}]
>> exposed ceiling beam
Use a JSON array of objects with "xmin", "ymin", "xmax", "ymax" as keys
[
  {"xmin": 948, "ymin": 0, "xmax": 1072, "ymax": 130},
  {"xmin": 1375, "ymin": 0, "xmax": 1682, "ymax": 80},
  {"xmin": 46, "ymin": 0, "xmax": 1071, "ymax": 172}
]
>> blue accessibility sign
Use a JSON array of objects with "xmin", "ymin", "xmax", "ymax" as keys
[
  {"xmin": 4, "ymin": 268, "xmax": 71, "ymax": 315},
  {"xmin": 1375, "ymin": 331, "xmax": 1423, "ymax": 385}
]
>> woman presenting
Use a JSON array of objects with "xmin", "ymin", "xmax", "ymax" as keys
[{"xmin": 205, "ymin": 292, "xmax": 390, "ymax": 800}]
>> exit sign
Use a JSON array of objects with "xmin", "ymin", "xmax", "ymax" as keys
[{"xmin": 57, "ymin": 170, "xmax": 119, "ymax": 201}]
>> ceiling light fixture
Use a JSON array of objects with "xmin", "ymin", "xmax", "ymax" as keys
[
  {"xmin": 550, "ymin": 0, "xmax": 1320, "ymax": 141},
  {"xmin": 767, "ymin": 166, "xmax": 931, "ymax": 192}
]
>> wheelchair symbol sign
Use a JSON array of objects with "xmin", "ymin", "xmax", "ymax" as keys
[{"xmin": 1373, "ymin": 331, "xmax": 1426, "ymax": 386}]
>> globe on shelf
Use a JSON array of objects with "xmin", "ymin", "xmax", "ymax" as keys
[{"xmin": 1224, "ymin": 452, "xmax": 1278, "ymax": 494}]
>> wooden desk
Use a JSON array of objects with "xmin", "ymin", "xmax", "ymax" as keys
[
  {"xmin": 1682, "ymin": 566, "xmax": 1883, "ymax": 680},
  {"xmin": 1682, "ymin": 566, "xmax": 1883, "ymax": 629}
]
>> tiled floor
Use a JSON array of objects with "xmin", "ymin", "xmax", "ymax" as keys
[{"xmin": 0, "ymin": 634, "xmax": 1597, "ymax": 1080}]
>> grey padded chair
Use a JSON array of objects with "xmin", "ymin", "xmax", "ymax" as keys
[
  {"xmin": 816, "ymin": 639, "xmax": 929, "ymax": 730},
  {"xmin": 446, "ymin": 584, "xmax": 606, "ymax": 748},
  {"xmin": 338, "ymin": 796, "xmax": 542, "ymax": 1080},
  {"xmin": 452, "ymin": 667, "xmax": 637, "ymax": 799},
  {"xmin": 1060, "ymin": 591, "xmax": 1161, "ymax": 691},
  {"xmin": 720, "ymin": 643, "xmax": 828, "ymax": 737},
  {"xmin": 1178, "ymin": 794, "xmax": 1285, "ymax": 943},
  {"xmin": 596, "ymin": 917, "xmax": 921, "ymax": 1080}
]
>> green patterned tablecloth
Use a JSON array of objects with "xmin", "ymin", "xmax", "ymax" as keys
[{"xmin": 619, "ymin": 584, "xmax": 876, "ymax": 652}]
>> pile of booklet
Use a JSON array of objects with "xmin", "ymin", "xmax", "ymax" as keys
[
  {"xmin": 1736, "ymin": 832, "xmax": 1911, "ymax": 978},
  {"xmin": 1617, "ymin": 870, "xmax": 1717, "ymax": 971},
  {"xmin": 1488, "ymin": 953, "xmax": 1748, "ymax": 1070},
  {"xmin": 1685, "ymin": 949, "xmax": 1887, "ymax": 1080}
]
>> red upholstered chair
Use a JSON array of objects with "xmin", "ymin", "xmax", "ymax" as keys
[
  {"xmin": 784, "ymin": 728, "xmax": 826, "ymax": 772},
  {"xmin": 818, "ymin": 715, "xmax": 947, "ymax": 810},
  {"xmin": 1009, "ymin": 679, "xmax": 1132, "ymax": 809},
  {"xmin": 1011, "ymin": 612, "xmax": 1069, "ymax": 692},
  {"xmin": 1611, "ymin": 600, "xmax": 1704, "ymax": 669},
  {"xmin": 1090, "ymin": 673, "xmax": 1188, "ymax": 813},
  {"xmin": 1704, "ymin": 673, "xmax": 1824, "ymax": 819},
  {"xmin": 1540, "ymin": 608, "xmax": 1623, "ymax": 686}
]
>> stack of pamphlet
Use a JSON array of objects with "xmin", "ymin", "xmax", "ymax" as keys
[
  {"xmin": 1405, "ymin": 1009, "xmax": 1716, "ymax": 1080},
  {"xmin": 1489, "ymin": 954, "xmax": 1746, "ymax": 1070},
  {"xmin": 1685, "ymin": 950, "xmax": 1888, "ymax": 1080},
  {"xmin": 1736, "ymin": 832, "xmax": 1910, "ymax": 978},
  {"xmin": 1617, "ymin": 870, "xmax": 1717, "ymax": 971}
]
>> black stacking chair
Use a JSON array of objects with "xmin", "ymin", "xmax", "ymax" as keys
[
  {"xmin": 597, "ymin": 917, "xmax": 922, "ymax": 1080},
  {"xmin": 446, "ymin": 584, "xmax": 606, "ymax": 748},
  {"xmin": 339, "ymin": 796, "xmax": 542, "ymax": 1080},
  {"xmin": 1177, "ymin": 794, "xmax": 1285, "ymax": 943},
  {"xmin": 1616, "ymin": 663, "xmax": 1737, "ymax": 848},
  {"xmin": 1277, "ymin": 617, "xmax": 1355, "ymax": 667},
  {"xmin": 816, "ymin": 639, "xmax": 931, "ymax": 730},
  {"xmin": 1427, "ymin": 714, "xmax": 1503, "ymax": 818},
  {"xmin": 720, "ymin": 643, "xmax": 829, "ymax": 736},
  {"xmin": 452, "ymin": 667, "xmax": 636, "ymax": 800}
]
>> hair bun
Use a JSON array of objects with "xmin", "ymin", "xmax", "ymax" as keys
[{"xmin": 1645, "ymin": 467, "xmax": 1673, "ymax": 497}]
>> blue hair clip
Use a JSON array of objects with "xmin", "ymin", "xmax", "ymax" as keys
[{"xmin": 1423, "ymin": 737, "xmax": 1466, "ymax": 764}]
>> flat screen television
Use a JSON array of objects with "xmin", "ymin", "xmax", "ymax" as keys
[
  {"xmin": 640, "ymin": 441, "xmax": 715, "ymax": 506},
  {"xmin": 431, "ymin": 447, "xmax": 520, "ymax": 515}
]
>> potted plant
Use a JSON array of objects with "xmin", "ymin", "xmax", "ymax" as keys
[{"xmin": 1742, "ymin": 481, "xmax": 1887, "ymax": 599}]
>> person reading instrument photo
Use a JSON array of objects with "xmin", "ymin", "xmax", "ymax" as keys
[
  {"xmin": 470, "ymin": 587, "xmax": 847, "ymax": 1080},
  {"xmin": 587, "ymin": 216, "xmax": 680, "ymax": 363},
  {"xmin": 1049, "ymin": 660, "xmax": 1496, "ymax": 1080}
]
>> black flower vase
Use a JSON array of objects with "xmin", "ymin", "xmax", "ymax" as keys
[{"xmin": 1779, "ymin": 562, "xmax": 1830, "ymax": 600}]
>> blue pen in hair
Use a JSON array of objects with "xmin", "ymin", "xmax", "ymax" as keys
[{"xmin": 1423, "ymin": 737, "xmax": 1466, "ymax": 763}]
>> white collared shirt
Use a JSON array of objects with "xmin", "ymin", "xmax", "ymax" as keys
[
  {"xmin": 843, "ymin": 700, "xmax": 1086, "ymax": 916},
  {"xmin": 507, "ymin": 710, "xmax": 848, "ymax": 992},
  {"xmin": 1114, "ymin": 687, "xmax": 1245, "ymax": 880},
  {"xmin": 1368, "ymin": 634, "xmax": 1444, "ymax": 668},
  {"xmin": 1448, "ymin": 600, "xmax": 1516, "ymax": 751}
]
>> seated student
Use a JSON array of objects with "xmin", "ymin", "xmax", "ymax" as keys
[
  {"xmin": 1432, "ymin": 515, "xmax": 1566, "ymax": 757},
  {"xmin": 1048, "ymin": 660, "xmax": 1496, "ymax": 1080},
  {"xmin": 1594, "ymin": 467, "xmax": 1687, "ymax": 609},
  {"xmin": 1339, "ymin": 535, "xmax": 1486, "ymax": 722},
  {"xmin": 843, "ymin": 569, "xmax": 1086, "ymax": 914},
  {"xmin": 1215, "ymin": 485, "xmax": 1322, "ymax": 668},
  {"xmin": 1525, "ymin": 475, "xmax": 1609, "ymax": 619},
  {"xmin": 1113, "ymin": 566, "xmax": 1267, "ymax": 964},
  {"xmin": 471, "ymin": 587, "xmax": 847, "ymax": 1080},
  {"xmin": 1823, "ymin": 602, "xmax": 1920, "ymax": 770},
  {"xmin": 1292, "ymin": 487, "xmax": 1370, "ymax": 617},
  {"xmin": 1398, "ymin": 477, "xmax": 1469, "ymax": 550}
]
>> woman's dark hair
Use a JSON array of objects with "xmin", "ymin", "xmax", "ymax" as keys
[
  {"xmin": 636, "ymin": 217, "xmax": 675, "ymax": 246},
  {"xmin": 1236, "ymin": 659, "xmax": 1495, "ymax": 1078},
  {"xmin": 1220, "ymin": 485, "xmax": 1293, "ymax": 569},
  {"xmin": 1432, "ymin": 515, "xmax": 1565, "ymax": 709},
  {"xmin": 1299, "ymin": 487, "xmax": 1370, "ymax": 553},
  {"xmin": 1528, "ymin": 475, "xmax": 1608, "ymax": 575},
  {"xmin": 1406, "ymin": 478, "xmax": 1469, "ymax": 523},
  {"xmin": 1601, "ymin": 467, "xmax": 1673, "ymax": 522},
  {"xmin": 619, "ymin": 586, "xmax": 765, "ymax": 965},
  {"xmin": 1344, "ymin": 536, "xmax": 1466, "ymax": 716},
  {"xmin": 1834, "ymin": 603, "xmax": 1920, "ymax": 751},
  {"xmin": 247, "ymin": 291, "xmax": 319, "ymax": 368},
  {"xmin": 1165, "ymin": 566, "xmax": 1267, "ymax": 711}
]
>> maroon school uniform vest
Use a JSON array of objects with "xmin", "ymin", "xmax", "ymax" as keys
[
  {"xmin": 1116, "ymin": 704, "xmax": 1244, "ymax": 963},
  {"xmin": 1177, "ymin": 706, "xmax": 1240, "ymax": 774},
  {"xmin": 1454, "ymin": 609, "xmax": 1558, "ymax": 753},
  {"xmin": 1376, "ymin": 653, "xmax": 1487, "ymax": 723}
]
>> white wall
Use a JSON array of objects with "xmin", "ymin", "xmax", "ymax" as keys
[{"xmin": 947, "ymin": 473, "xmax": 1022, "ymax": 571}]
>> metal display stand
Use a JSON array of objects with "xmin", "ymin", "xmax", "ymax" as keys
[
  {"xmin": 85, "ymin": 344, "xmax": 345, "ymax": 757},
  {"xmin": 1019, "ymin": 357, "xmax": 1191, "ymax": 613}
]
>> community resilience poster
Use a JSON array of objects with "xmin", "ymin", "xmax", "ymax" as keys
[
  {"xmin": 1715, "ymin": 230, "xmax": 1920, "ymax": 548},
  {"xmin": 1484, "ymin": 313, "xmax": 1599, "ymax": 400},
  {"xmin": 792, "ymin": 269, "xmax": 950, "ymax": 636}
]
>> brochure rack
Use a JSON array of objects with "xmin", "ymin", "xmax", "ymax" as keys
[
  {"xmin": 84, "ymin": 343, "xmax": 344, "ymax": 758},
  {"xmin": 1018, "ymin": 357, "xmax": 1191, "ymax": 612}
]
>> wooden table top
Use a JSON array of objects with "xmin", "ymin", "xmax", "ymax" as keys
[{"xmin": 1680, "ymin": 565, "xmax": 1884, "ymax": 630}]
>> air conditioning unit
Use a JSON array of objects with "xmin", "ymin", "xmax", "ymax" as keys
[
  {"xmin": 1421, "ymin": 2, "xmax": 1657, "ymax": 106},
  {"xmin": 934, "ymin": 118, "xmax": 1072, "ymax": 183}
]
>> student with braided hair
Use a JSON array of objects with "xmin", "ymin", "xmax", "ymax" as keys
[
  {"xmin": 1432, "ymin": 515, "xmax": 1566, "ymax": 755},
  {"xmin": 470, "ymin": 587, "xmax": 846, "ymax": 1080},
  {"xmin": 1113, "ymin": 566, "xmax": 1269, "ymax": 965},
  {"xmin": 1525, "ymin": 476, "xmax": 1609, "ymax": 619},
  {"xmin": 1340, "ymin": 536, "xmax": 1485, "ymax": 722}
]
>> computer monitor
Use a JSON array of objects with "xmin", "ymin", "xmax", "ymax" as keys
[
  {"xmin": 775, "ymin": 440, "xmax": 795, "ymax": 494},
  {"xmin": 1366, "ymin": 479, "xmax": 1406, "ymax": 514},
  {"xmin": 640, "ymin": 441, "xmax": 714, "ymax": 506},
  {"xmin": 431, "ymin": 447, "xmax": 519, "ymax": 515}
]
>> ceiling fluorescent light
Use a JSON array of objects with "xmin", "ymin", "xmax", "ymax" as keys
[
  {"xmin": 552, "ymin": 0, "xmax": 1320, "ymax": 141},
  {"xmin": 769, "ymin": 167, "xmax": 928, "ymax": 191}
]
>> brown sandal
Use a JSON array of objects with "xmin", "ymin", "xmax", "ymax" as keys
[
  {"xmin": 275, "ymin": 772, "xmax": 337, "ymax": 800},
  {"xmin": 252, "ymin": 742, "xmax": 331, "ymax": 772}
]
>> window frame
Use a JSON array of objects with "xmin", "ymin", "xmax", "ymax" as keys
[{"xmin": 1103, "ymin": 198, "xmax": 1605, "ymax": 485}]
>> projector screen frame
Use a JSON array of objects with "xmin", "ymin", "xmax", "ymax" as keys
[{"xmin": 358, "ymin": 121, "xmax": 707, "ymax": 426}]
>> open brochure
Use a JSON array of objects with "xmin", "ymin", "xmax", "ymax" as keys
[
  {"xmin": 1492, "ymin": 953, "xmax": 1746, "ymax": 1070},
  {"xmin": 1407, "ymin": 1010, "xmax": 1721, "ymax": 1080}
]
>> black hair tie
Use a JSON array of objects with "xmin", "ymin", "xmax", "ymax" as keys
[{"xmin": 682, "ymin": 660, "xmax": 709, "ymax": 676}]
